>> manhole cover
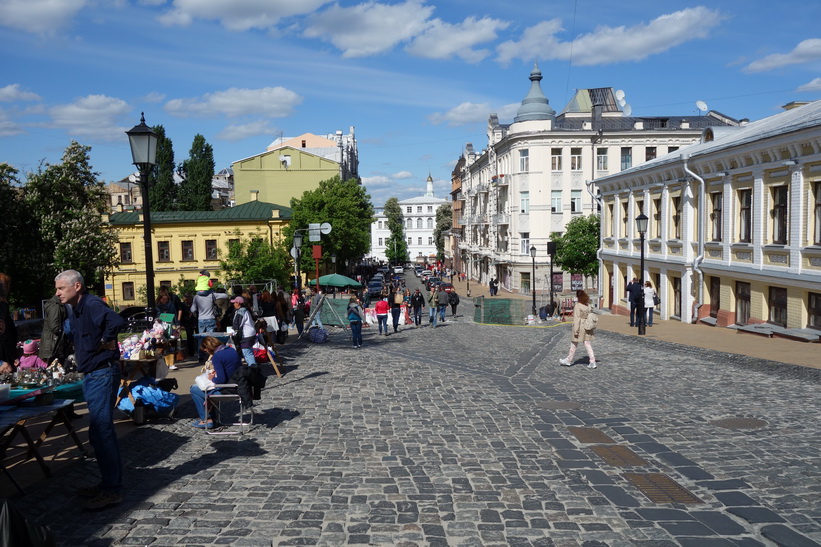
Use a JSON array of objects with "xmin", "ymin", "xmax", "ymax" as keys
[
  {"xmin": 567, "ymin": 427, "xmax": 616, "ymax": 444},
  {"xmin": 591, "ymin": 445, "xmax": 649, "ymax": 467},
  {"xmin": 709, "ymin": 417, "xmax": 767, "ymax": 430},
  {"xmin": 536, "ymin": 401, "xmax": 583, "ymax": 410},
  {"xmin": 623, "ymin": 473, "xmax": 703, "ymax": 504}
]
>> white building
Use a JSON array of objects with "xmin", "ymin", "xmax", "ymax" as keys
[
  {"xmin": 370, "ymin": 175, "xmax": 449, "ymax": 263},
  {"xmin": 455, "ymin": 63, "xmax": 740, "ymax": 296}
]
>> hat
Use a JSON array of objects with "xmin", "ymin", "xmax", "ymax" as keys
[
  {"xmin": 23, "ymin": 339, "xmax": 38, "ymax": 354},
  {"xmin": 199, "ymin": 269, "xmax": 210, "ymax": 277},
  {"xmin": 231, "ymin": 296, "xmax": 245, "ymax": 304}
]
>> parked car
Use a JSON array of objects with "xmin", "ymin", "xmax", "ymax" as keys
[
  {"xmin": 414, "ymin": 267, "xmax": 423, "ymax": 277},
  {"xmin": 393, "ymin": 266, "xmax": 404, "ymax": 274},
  {"xmin": 425, "ymin": 277, "xmax": 441, "ymax": 290},
  {"xmin": 420, "ymin": 270, "xmax": 433, "ymax": 281},
  {"xmin": 439, "ymin": 282, "xmax": 454, "ymax": 293},
  {"xmin": 118, "ymin": 306, "xmax": 152, "ymax": 333}
]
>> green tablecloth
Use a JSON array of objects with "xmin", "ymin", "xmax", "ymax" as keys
[{"xmin": 9, "ymin": 381, "xmax": 84, "ymax": 403}]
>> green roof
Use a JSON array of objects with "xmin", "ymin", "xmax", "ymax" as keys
[{"xmin": 108, "ymin": 201, "xmax": 292, "ymax": 225}]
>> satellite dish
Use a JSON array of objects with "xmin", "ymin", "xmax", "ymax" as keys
[
  {"xmin": 614, "ymin": 89, "xmax": 625, "ymax": 102},
  {"xmin": 622, "ymin": 104, "xmax": 632, "ymax": 117},
  {"xmin": 696, "ymin": 100, "xmax": 708, "ymax": 112},
  {"xmin": 618, "ymin": 98, "xmax": 626, "ymax": 107},
  {"xmin": 320, "ymin": 222, "xmax": 332, "ymax": 234}
]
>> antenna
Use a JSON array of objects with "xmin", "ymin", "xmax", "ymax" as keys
[
  {"xmin": 614, "ymin": 89, "xmax": 625, "ymax": 102},
  {"xmin": 696, "ymin": 100, "xmax": 708, "ymax": 114}
]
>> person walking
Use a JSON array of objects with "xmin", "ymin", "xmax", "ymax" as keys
[
  {"xmin": 191, "ymin": 289, "xmax": 227, "ymax": 334},
  {"xmin": 437, "ymin": 285, "xmax": 449, "ymax": 323},
  {"xmin": 374, "ymin": 296, "xmax": 389, "ymax": 335},
  {"xmin": 231, "ymin": 296, "xmax": 257, "ymax": 366},
  {"xmin": 39, "ymin": 293, "xmax": 69, "ymax": 366},
  {"xmin": 410, "ymin": 288, "xmax": 425, "ymax": 326},
  {"xmin": 626, "ymin": 277, "xmax": 643, "ymax": 327},
  {"xmin": 347, "ymin": 296, "xmax": 364, "ymax": 348},
  {"xmin": 448, "ymin": 289, "xmax": 460, "ymax": 317},
  {"xmin": 290, "ymin": 289, "xmax": 305, "ymax": 335},
  {"xmin": 390, "ymin": 288, "xmax": 403, "ymax": 333},
  {"xmin": 427, "ymin": 286, "xmax": 439, "ymax": 327},
  {"xmin": 559, "ymin": 290, "xmax": 598, "ymax": 369},
  {"xmin": 309, "ymin": 289, "xmax": 324, "ymax": 329},
  {"xmin": 643, "ymin": 281, "xmax": 657, "ymax": 327},
  {"xmin": 55, "ymin": 269, "xmax": 126, "ymax": 510}
]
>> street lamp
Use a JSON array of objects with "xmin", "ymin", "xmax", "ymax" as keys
[
  {"xmin": 292, "ymin": 231, "xmax": 303, "ymax": 292},
  {"xmin": 331, "ymin": 254, "xmax": 337, "ymax": 298},
  {"xmin": 547, "ymin": 241, "xmax": 556, "ymax": 317},
  {"xmin": 125, "ymin": 112, "xmax": 158, "ymax": 318},
  {"xmin": 462, "ymin": 251, "xmax": 470, "ymax": 297},
  {"xmin": 529, "ymin": 245, "xmax": 537, "ymax": 316},
  {"xmin": 636, "ymin": 213, "xmax": 649, "ymax": 335}
]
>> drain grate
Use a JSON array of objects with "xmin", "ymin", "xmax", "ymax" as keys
[
  {"xmin": 709, "ymin": 417, "xmax": 767, "ymax": 430},
  {"xmin": 537, "ymin": 401, "xmax": 583, "ymax": 410},
  {"xmin": 591, "ymin": 445, "xmax": 649, "ymax": 467},
  {"xmin": 567, "ymin": 427, "xmax": 616, "ymax": 444},
  {"xmin": 623, "ymin": 473, "xmax": 703, "ymax": 504}
]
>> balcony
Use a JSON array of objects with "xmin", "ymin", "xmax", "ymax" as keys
[
  {"xmin": 492, "ymin": 174, "xmax": 509, "ymax": 186},
  {"xmin": 493, "ymin": 213, "xmax": 510, "ymax": 224}
]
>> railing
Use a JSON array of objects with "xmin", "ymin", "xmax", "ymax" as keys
[{"xmin": 493, "ymin": 213, "xmax": 510, "ymax": 224}]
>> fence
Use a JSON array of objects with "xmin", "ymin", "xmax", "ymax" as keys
[{"xmin": 472, "ymin": 297, "xmax": 536, "ymax": 325}]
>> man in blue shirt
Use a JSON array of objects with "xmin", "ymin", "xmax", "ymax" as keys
[
  {"xmin": 55, "ymin": 269, "xmax": 125, "ymax": 510},
  {"xmin": 626, "ymin": 277, "xmax": 643, "ymax": 327}
]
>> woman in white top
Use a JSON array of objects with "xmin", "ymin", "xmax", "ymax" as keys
[
  {"xmin": 559, "ymin": 290, "xmax": 598, "ymax": 369},
  {"xmin": 643, "ymin": 281, "xmax": 657, "ymax": 327}
]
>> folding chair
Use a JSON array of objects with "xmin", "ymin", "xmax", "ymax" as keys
[
  {"xmin": 561, "ymin": 299, "xmax": 575, "ymax": 321},
  {"xmin": 204, "ymin": 384, "xmax": 252, "ymax": 436}
]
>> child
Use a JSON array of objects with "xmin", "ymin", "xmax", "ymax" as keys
[
  {"xmin": 195, "ymin": 269, "xmax": 213, "ymax": 295},
  {"xmin": 16, "ymin": 340, "xmax": 48, "ymax": 370}
]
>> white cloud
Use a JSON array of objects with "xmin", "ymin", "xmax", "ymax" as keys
[
  {"xmin": 797, "ymin": 78, "xmax": 821, "ymax": 92},
  {"xmin": 428, "ymin": 102, "xmax": 491, "ymax": 126},
  {"xmin": 0, "ymin": 110, "xmax": 25, "ymax": 137},
  {"xmin": 406, "ymin": 16, "xmax": 509, "ymax": 63},
  {"xmin": 164, "ymin": 87, "xmax": 302, "ymax": 118},
  {"xmin": 304, "ymin": 0, "xmax": 434, "ymax": 58},
  {"xmin": 0, "ymin": 0, "xmax": 85, "ymax": 34},
  {"xmin": 392, "ymin": 171, "xmax": 413, "ymax": 179},
  {"xmin": 47, "ymin": 94, "xmax": 130, "ymax": 139},
  {"xmin": 361, "ymin": 175, "xmax": 392, "ymax": 187},
  {"xmin": 0, "ymin": 84, "xmax": 42, "ymax": 102},
  {"xmin": 497, "ymin": 7, "xmax": 724, "ymax": 66},
  {"xmin": 157, "ymin": 0, "xmax": 330, "ymax": 31},
  {"xmin": 217, "ymin": 120, "xmax": 278, "ymax": 141},
  {"xmin": 140, "ymin": 92, "xmax": 166, "ymax": 103},
  {"xmin": 745, "ymin": 39, "xmax": 821, "ymax": 73}
]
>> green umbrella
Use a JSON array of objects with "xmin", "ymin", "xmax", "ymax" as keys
[{"xmin": 306, "ymin": 273, "xmax": 363, "ymax": 289}]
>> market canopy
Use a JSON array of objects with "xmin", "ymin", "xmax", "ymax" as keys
[{"xmin": 306, "ymin": 273, "xmax": 363, "ymax": 289}]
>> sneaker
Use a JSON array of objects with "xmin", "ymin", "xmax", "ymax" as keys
[
  {"xmin": 587, "ymin": 362, "xmax": 598, "ymax": 369},
  {"xmin": 84, "ymin": 490, "xmax": 122, "ymax": 511},
  {"xmin": 77, "ymin": 485, "xmax": 101, "ymax": 498},
  {"xmin": 559, "ymin": 358, "xmax": 571, "ymax": 366},
  {"xmin": 168, "ymin": 365, "xmax": 178, "ymax": 370}
]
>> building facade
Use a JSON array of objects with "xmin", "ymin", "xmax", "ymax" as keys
[
  {"xmin": 370, "ymin": 175, "xmax": 449, "ymax": 263},
  {"xmin": 595, "ymin": 100, "xmax": 821, "ymax": 337},
  {"xmin": 455, "ymin": 64, "xmax": 739, "ymax": 296},
  {"xmin": 232, "ymin": 128, "xmax": 359, "ymax": 207},
  {"xmin": 104, "ymin": 199, "xmax": 291, "ymax": 307}
]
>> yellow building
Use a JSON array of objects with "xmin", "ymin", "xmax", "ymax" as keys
[
  {"xmin": 103, "ymin": 200, "xmax": 292, "ymax": 308},
  {"xmin": 232, "ymin": 129, "xmax": 359, "ymax": 206},
  {"xmin": 595, "ymin": 100, "xmax": 821, "ymax": 341}
]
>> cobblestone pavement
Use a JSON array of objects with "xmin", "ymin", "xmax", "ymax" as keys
[{"xmin": 12, "ymin": 307, "xmax": 821, "ymax": 545}]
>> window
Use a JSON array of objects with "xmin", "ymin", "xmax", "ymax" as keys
[
  {"xmin": 407, "ymin": 206, "xmax": 412, "ymax": 214},
  {"xmin": 205, "ymin": 239, "xmax": 218, "ymax": 260},
  {"xmin": 120, "ymin": 242, "xmax": 133, "ymax": 263},
  {"xmin": 672, "ymin": 277, "xmax": 682, "ymax": 318},
  {"xmin": 596, "ymin": 148, "xmax": 608, "ymax": 171},
  {"xmin": 407, "ymin": 237, "xmax": 412, "ymax": 246},
  {"xmin": 181, "ymin": 240, "xmax": 194, "ymax": 261},
  {"xmin": 653, "ymin": 198, "xmax": 662, "ymax": 238},
  {"xmin": 709, "ymin": 276, "xmax": 721, "ymax": 318},
  {"xmin": 738, "ymin": 189, "xmax": 752, "ymax": 243},
  {"xmin": 551, "ymin": 191, "xmax": 562, "ymax": 213},
  {"xmin": 620, "ymin": 147, "xmax": 632, "ymax": 170},
  {"xmin": 418, "ymin": 237, "xmax": 422, "ymax": 245},
  {"xmin": 815, "ymin": 182, "xmax": 821, "ymax": 245},
  {"xmin": 520, "ymin": 191, "xmax": 529, "ymax": 214},
  {"xmin": 668, "ymin": 146, "xmax": 679, "ymax": 154},
  {"xmin": 427, "ymin": 218, "xmax": 433, "ymax": 229},
  {"xmin": 160, "ymin": 280, "xmax": 172, "ymax": 291},
  {"xmin": 570, "ymin": 148, "xmax": 582, "ymax": 171},
  {"xmin": 520, "ymin": 233, "xmax": 530, "ymax": 255},
  {"xmin": 772, "ymin": 186, "xmax": 788, "ymax": 244},
  {"xmin": 427, "ymin": 206, "xmax": 433, "ymax": 213},
  {"xmin": 645, "ymin": 147, "xmax": 657, "ymax": 162},
  {"xmin": 519, "ymin": 149, "xmax": 529, "ymax": 172},
  {"xmin": 378, "ymin": 238, "xmax": 383, "ymax": 246},
  {"xmin": 809, "ymin": 292, "xmax": 821, "ymax": 330},
  {"xmin": 551, "ymin": 148, "xmax": 562, "ymax": 171},
  {"xmin": 607, "ymin": 203, "xmax": 615, "ymax": 237},
  {"xmin": 122, "ymin": 282, "xmax": 135, "ymax": 301},
  {"xmin": 428, "ymin": 237, "xmax": 433, "ymax": 245},
  {"xmin": 736, "ymin": 282, "xmax": 751, "ymax": 325},
  {"xmin": 710, "ymin": 192, "xmax": 722, "ymax": 242},
  {"xmin": 417, "ymin": 206, "xmax": 422, "ymax": 213},
  {"xmin": 416, "ymin": 218, "xmax": 423, "ymax": 229},
  {"xmin": 768, "ymin": 286, "xmax": 787, "ymax": 327},
  {"xmin": 671, "ymin": 196, "xmax": 681, "ymax": 239},
  {"xmin": 157, "ymin": 241, "xmax": 170, "ymax": 262},
  {"xmin": 228, "ymin": 239, "xmax": 240, "ymax": 253},
  {"xmin": 621, "ymin": 201, "xmax": 629, "ymax": 237},
  {"xmin": 406, "ymin": 218, "xmax": 413, "ymax": 229},
  {"xmin": 571, "ymin": 190, "xmax": 582, "ymax": 213}
]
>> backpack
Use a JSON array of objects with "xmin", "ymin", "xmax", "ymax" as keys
[{"xmin": 583, "ymin": 309, "xmax": 599, "ymax": 331}]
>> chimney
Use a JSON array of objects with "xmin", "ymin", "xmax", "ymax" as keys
[{"xmin": 251, "ymin": 190, "xmax": 259, "ymax": 201}]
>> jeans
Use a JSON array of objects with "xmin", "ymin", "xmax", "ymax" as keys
[
  {"xmin": 198, "ymin": 319, "xmax": 216, "ymax": 334},
  {"xmin": 350, "ymin": 321, "xmax": 362, "ymax": 346},
  {"xmin": 311, "ymin": 314, "xmax": 323, "ymax": 328},
  {"xmin": 82, "ymin": 364, "xmax": 122, "ymax": 493},
  {"xmin": 293, "ymin": 310, "xmax": 304, "ymax": 335},
  {"xmin": 438, "ymin": 305, "xmax": 447, "ymax": 322},
  {"xmin": 190, "ymin": 383, "xmax": 223, "ymax": 422},
  {"xmin": 429, "ymin": 307, "xmax": 438, "ymax": 327},
  {"xmin": 377, "ymin": 314, "xmax": 388, "ymax": 334},
  {"xmin": 412, "ymin": 306, "xmax": 422, "ymax": 325},
  {"xmin": 629, "ymin": 303, "xmax": 638, "ymax": 326},
  {"xmin": 391, "ymin": 307, "xmax": 401, "ymax": 332},
  {"xmin": 646, "ymin": 307, "xmax": 654, "ymax": 326},
  {"xmin": 241, "ymin": 347, "xmax": 257, "ymax": 366}
]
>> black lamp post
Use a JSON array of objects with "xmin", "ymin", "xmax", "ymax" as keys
[
  {"xmin": 331, "ymin": 254, "xmax": 337, "ymax": 298},
  {"xmin": 126, "ymin": 112, "xmax": 158, "ymax": 318},
  {"xmin": 462, "ymin": 251, "xmax": 470, "ymax": 297},
  {"xmin": 529, "ymin": 245, "xmax": 537, "ymax": 315},
  {"xmin": 636, "ymin": 213, "xmax": 648, "ymax": 335},
  {"xmin": 293, "ymin": 231, "xmax": 303, "ymax": 292},
  {"xmin": 547, "ymin": 241, "xmax": 556, "ymax": 317}
]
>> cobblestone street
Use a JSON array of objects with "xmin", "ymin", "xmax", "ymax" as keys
[{"xmin": 12, "ymin": 307, "xmax": 821, "ymax": 546}]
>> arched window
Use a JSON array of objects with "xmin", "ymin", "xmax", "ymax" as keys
[
  {"xmin": 406, "ymin": 218, "xmax": 413, "ymax": 229},
  {"xmin": 427, "ymin": 218, "xmax": 433, "ymax": 229},
  {"xmin": 416, "ymin": 218, "xmax": 423, "ymax": 229}
]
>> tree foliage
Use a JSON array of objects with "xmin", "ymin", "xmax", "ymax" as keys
[
  {"xmin": 551, "ymin": 214, "xmax": 600, "ymax": 278},
  {"xmin": 148, "ymin": 125, "xmax": 177, "ymax": 211},
  {"xmin": 383, "ymin": 197, "xmax": 407, "ymax": 264},
  {"xmin": 285, "ymin": 176, "xmax": 374, "ymax": 272},
  {"xmin": 433, "ymin": 202, "xmax": 452, "ymax": 262},
  {"xmin": 177, "ymin": 134, "xmax": 214, "ymax": 211},
  {"xmin": 0, "ymin": 163, "xmax": 40, "ymax": 304},
  {"xmin": 219, "ymin": 229, "xmax": 291, "ymax": 287},
  {"xmin": 23, "ymin": 141, "xmax": 120, "ymax": 295}
]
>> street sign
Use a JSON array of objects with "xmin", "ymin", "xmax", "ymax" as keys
[{"xmin": 308, "ymin": 223, "xmax": 320, "ymax": 242}]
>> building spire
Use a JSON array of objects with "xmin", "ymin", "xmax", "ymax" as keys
[
  {"xmin": 425, "ymin": 172, "xmax": 434, "ymax": 197},
  {"xmin": 514, "ymin": 62, "xmax": 556, "ymax": 123}
]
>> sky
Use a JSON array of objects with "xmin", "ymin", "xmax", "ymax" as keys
[{"xmin": 1, "ymin": 0, "xmax": 819, "ymax": 208}]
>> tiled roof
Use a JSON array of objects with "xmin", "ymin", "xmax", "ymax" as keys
[{"xmin": 108, "ymin": 201, "xmax": 292, "ymax": 225}]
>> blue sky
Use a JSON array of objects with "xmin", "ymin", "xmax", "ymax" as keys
[{"xmin": 1, "ymin": 0, "xmax": 819, "ymax": 207}]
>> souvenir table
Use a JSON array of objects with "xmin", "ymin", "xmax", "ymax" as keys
[{"xmin": 10, "ymin": 381, "xmax": 84, "ymax": 403}]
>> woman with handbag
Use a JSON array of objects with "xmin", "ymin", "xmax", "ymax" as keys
[
  {"xmin": 559, "ymin": 290, "xmax": 598, "ymax": 369},
  {"xmin": 643, "ymin": 281, "xmax": 658, "ymax": 327}
]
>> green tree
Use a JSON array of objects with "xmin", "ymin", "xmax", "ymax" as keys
[
  {"xmin": 551, "ymin": 214, "xmax": 600, "ymax": 278},
  {"xmin": 148, "ymin": 125, "xmax": 177, "ymax": 211},
  {"xmin": 24, "ymin": 141, "xmax": 120, "ymax": 293},
  {"xmin": 433, "ymin": 202, "xmax": 452, "ymax": 262},
  {"xmin": 0, "ymin": 163, "xmax": 41, "ymax": 304},
  {"xmin": 383, "ymin": 197, "xmax": 407, "ymax": 264},
  {"xmin": 177, "ymin": 134, "xmax": 214, "ymax": 211},
  {"xmin": 285, "ymin": 176, "xmax": 374, "ymax": 272},
  {"xmin": 219, "ymin": 229, "xmax": 291, "ymax": 286}
]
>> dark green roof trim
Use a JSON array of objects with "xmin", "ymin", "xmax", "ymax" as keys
[{"xmin": 108, "ymin": 201, "xmax": 292, "ymax": 225}]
